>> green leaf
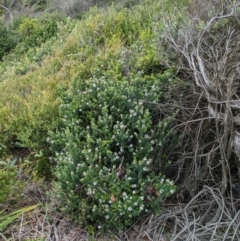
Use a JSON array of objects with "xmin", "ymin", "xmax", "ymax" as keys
[{"xmin": 0, "ymin": 204, "xmax": 40, "ymax": 232}]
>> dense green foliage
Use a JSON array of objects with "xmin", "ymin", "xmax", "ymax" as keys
[
  {"xmin": 0, "ymin": 16, "xmax": 75, "ymax": 153},
  {"xmin": 50, "ymin": 71, "xmax": 177, "ymax": 231},
  {"xmin": 0, "ymin": 23, "xmax": 17, "ymax": 61},
  {"xmin": 1, "ymin": 0, "xmax": 240, "ymax": 239},
  {"xmin": 0, "ymin": 160, "xmax": 20, "ymax": 203},
  {"xmin": 45, "ymin": 1, "xmax": 184, "ymax": 231},
  {"xmin": 0, "ymin": 0, "xmax": 190, "ymax": 234},
  {"xmin": 14, "ymin": 17, "xmax": 58, "ymax": 52}
]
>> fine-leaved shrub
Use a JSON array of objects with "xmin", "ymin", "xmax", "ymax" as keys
[
  {"xmin": 49, "ymin": 70, "xmax": 177, "ymax": 231},
  {"xmin": 0, "ymin": 15, "xmax": 75, "ymax": 155},
  {"xmin": 14, "ymin": 17, "xmax": 58, "ymax": 53}
]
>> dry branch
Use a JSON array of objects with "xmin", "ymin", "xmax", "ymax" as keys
[
  {"xmin": 140, "ymin": 186, "xmax": 240, "ymax": 241},
  {"xmin": 160, "ymin": 0, "xmax": 240, "ymax": 197},
  {"xmin": 146, "ymin": 3, "xmax": 240, "ymax": 240}
]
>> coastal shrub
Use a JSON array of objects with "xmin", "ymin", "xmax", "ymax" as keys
[
  {"xmin": 14, "ymin": 17, "xmax": 57, "ymax": 53},
  {"xmin": 0, "ymin": 0, "xmax": 164, "ymax": 154},
  {"xmin": 0, "ymin": 70, "xmax": 61, "ymax": 154},
  {"xmin": 49, "ymin": 70, "xmax": 177, "ymax": 231}
]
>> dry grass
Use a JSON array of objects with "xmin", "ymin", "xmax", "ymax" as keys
[
  {"xmin": 2, "ymin": 185, "xmax": 240, "ymax": 241},
  {"xmin": 0, "ymin": 181, "xmax": 89, "ymax": 241}
]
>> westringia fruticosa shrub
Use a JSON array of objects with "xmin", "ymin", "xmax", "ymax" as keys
[{"xmin": 49, "ymin": 70, "xmax": 177, "ymax": 231}]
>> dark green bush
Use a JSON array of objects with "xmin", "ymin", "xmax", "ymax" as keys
[{"xmin": 49, "ymin": 70, "xmax": 177, "ymax": 231}]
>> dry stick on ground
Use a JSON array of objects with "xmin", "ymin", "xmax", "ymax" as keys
[{"xmin": 142, "ymin": 186, "xmax": 240, "ymax": 241}]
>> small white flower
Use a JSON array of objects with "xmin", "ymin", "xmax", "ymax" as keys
[
  {"xmin": 93, "ymin": 182, "xmax": 97, "ymax": 186},
  {"xmin": 128, "ymin": 207, "xmax": 132, "ymax": 211},
  {"xmin": 87, "ymin": 188, "xmax": 92, "ymax": 195},
  {"xmin": 170, "ymin": 189, "xmax": 175, "ymax": 194},
  {"xmin": 122, "ymin": 192, "xmax": 128, "ymax": 199},
  {"xmin": 105, "ymin": 215, "xmax": 109, "ymax": 219},
  {"xmin": 98, "ymin": 225, "xmax": 102, "ymax": 229}
]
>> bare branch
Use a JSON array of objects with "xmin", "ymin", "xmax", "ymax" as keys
[{"xmin": 0, "ymin": 4, "xmax": 13, "ymax": 20}]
